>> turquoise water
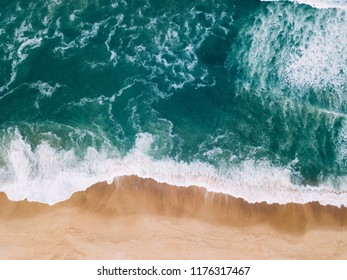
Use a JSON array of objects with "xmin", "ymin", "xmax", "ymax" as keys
[{"xmin": 1, "ymin": 0, "xmax": 347, "ymax": 205}]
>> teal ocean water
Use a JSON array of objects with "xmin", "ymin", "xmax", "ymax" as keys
[{"xmin": 1, "ymin": 0, "xmax": 347, "ymax": 205}]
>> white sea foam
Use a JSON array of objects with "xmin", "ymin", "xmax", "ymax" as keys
[
  {"xmin": 261, "ymin": 0, "xmax": 347, "ymax": 10},
  {"xmin": 47, "ymin": 0, "xmax": 62, "ymax": 13},
  {"xmin": 53, "ymin": 16, "xmax": 112, "ymax": 55},
  {"xmin": 1, "ymin": 130, "xmax": 347, "ymax": 206},
  {"xmin": 29, "ymin": 81, "xmax": 62, "ymax": 97},
  {"xmin": 283, "ymin": 10, "xmax": 347, "ymax": 102},
  {"xmin": 30, "ymin": 81, "xmax": 62, "ymax": 108},
  {"xmin": 336, "ymin": 119, "xmax": 347, "ymax": 168},
  {"xmin": 0, "ymin": 14, "xmax": 50, "ymax": 94},
  {"xmin": 100, "ymin": 3, "xmax": 233, "ymax": 92},
  {"xmin": 231, "ymin": 3, "xmax": 347, "ymax": 112},
  {"xmin": 17, "ymin": 38, "xmax": 42, "ymax": 61}
]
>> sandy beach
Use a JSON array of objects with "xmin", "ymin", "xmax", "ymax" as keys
[{"xmin": 1, "ymin": 175, "xmax": 347, "ymax": 259}]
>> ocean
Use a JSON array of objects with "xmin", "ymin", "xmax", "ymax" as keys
[{"xmin": 0, "ymin": 0, "xmax": 347, "ymax": 206}]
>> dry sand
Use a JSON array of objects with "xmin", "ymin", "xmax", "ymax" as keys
[{"xmin": 1, "ymin": 175, "xmax": 347, "ymax": 259}]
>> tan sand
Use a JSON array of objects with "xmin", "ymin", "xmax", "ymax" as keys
[{"xmin": 0, "ymin": 175, "xmax": 347, "ymax": 259}]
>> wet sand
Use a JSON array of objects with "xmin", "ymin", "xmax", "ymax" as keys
[{"xmin": 1, "ymin": 175, "xmax": 347, "ymax": 259}]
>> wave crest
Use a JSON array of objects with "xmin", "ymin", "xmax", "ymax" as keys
[
  {"xmin": 261, "ymin": 0, "xmax": 347, "ymax": 10},
  {"xmin": 1, "ymin": 129, "xmax": 347, "ymax": 206}
]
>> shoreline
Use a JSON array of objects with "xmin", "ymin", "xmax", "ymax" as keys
[{"xmin": 1, "ymin": 175, "xmax": 347, "ymax": 259}]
